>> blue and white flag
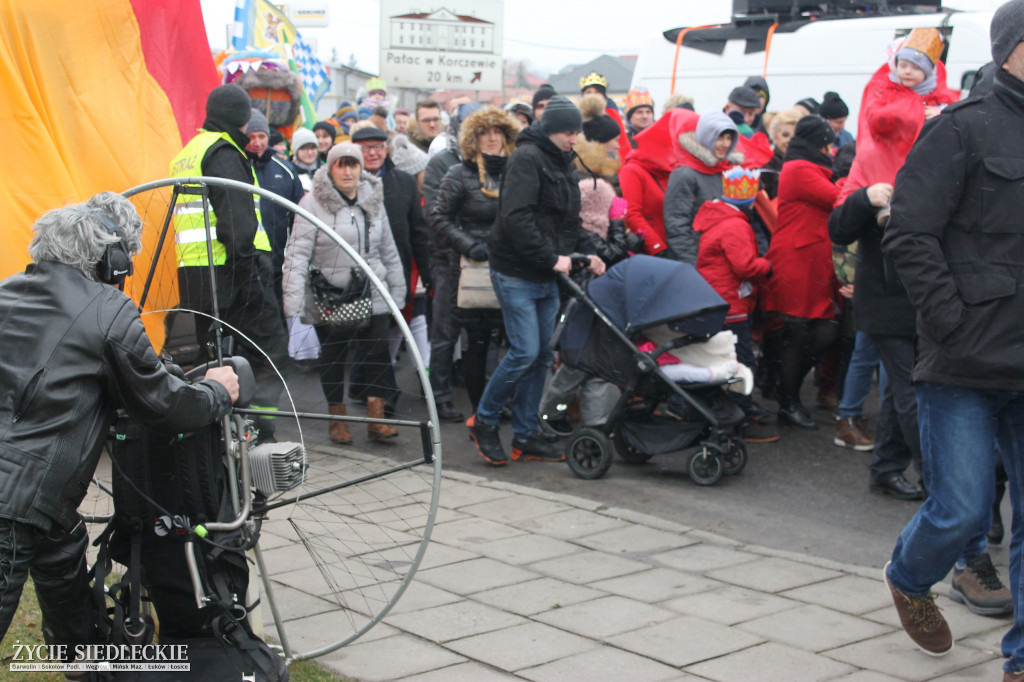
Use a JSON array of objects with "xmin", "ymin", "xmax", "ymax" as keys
[{"xmin": 292, "ymin": 33, "xmax": 331, "ymax": 106}]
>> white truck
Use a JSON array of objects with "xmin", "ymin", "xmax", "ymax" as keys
[{"xmin": 630, "ymin": 4, "xmax": 997, "ymax": 130}]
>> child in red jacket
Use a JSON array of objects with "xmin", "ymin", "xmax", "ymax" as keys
[{"xmin": 694, "ymin": 166, "xmax": 776, "ymax": 442}]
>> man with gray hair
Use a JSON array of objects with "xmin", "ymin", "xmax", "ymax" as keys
[
  {"xmin": 0, "ymin": 191, "xmax": 239, "ymax": 650},
  {"xmin": 880, "ymin": 1, "xmax": 1024, "ymax": 676}
]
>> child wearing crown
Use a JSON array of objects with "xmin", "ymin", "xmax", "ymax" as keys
[
  {"xmin": 693, "ymin": 166, "xmax": 776, "ymax": 440},
  {"xmin": 839, "ymin": 27, "xmax": 959, "ymax": 203}
]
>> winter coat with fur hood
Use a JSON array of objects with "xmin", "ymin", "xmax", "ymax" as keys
[
  {"xmin": 430, "ymin": 107, "xmax": 517, "ymax": 262},
  {"xmin": 282, "ymin": 167, "xmax": 407, "ymax": 323},
  {"xmin": 663, "ymin": 113, "xmax": 744, "ymax": 264}
]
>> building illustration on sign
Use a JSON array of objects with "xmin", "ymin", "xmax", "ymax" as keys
[{"xmin": 388, "ymin": 8, "xmax": 495, "ymax": 54}]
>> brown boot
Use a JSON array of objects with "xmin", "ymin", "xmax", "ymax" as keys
[
  {"xmin": 367, "ymin": 397, "xmax": 398, "ymax": 441},
  {"xmin": 327, "ymin": 404, "xmax": 353, "ymax": 444}
]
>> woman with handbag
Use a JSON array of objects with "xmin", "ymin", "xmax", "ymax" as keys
[
  {"xmin": 430, "ymin": 106, "xmax": 519, "ymax": 413},
  {"xmin": 282, "ymin": 142, "xmax": 407, "ymax": 443}
]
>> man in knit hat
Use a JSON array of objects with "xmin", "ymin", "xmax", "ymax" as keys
[
  {"xmin": 169, "ymin": 84, "xmax": 289, "ymax": 443},
  {"xmin": 467, "ymin": 96, "xmax": 605, "ymax": 466},
  {"xmin": 245, "ymin": 108, "xmax": 303, "ymax": 307},
  {"xmin": 879, "ymin": 2, "xmax": 1024, "ymax": 673},
  {"xmin": 818, "ymin": 91, "xmax": 854, "ymax": 148},
  {"xmin": 532, "ymin": 83, "xmax": 556, "ymax": 120},
  {"xmin": 724, "ymin": 85, "xmax": 762, "ymax": 130}
]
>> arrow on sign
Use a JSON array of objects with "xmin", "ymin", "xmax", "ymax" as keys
[{"xmin": 471, "ymin": 71, "xmax": 482, "ymax": 84}]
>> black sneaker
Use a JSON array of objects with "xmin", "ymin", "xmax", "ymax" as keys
[
  {"xmin": 539, "ymin": 414, "xmax": 573, "ymax": 437},
  {"xmin": 511, "ymin": 432, "xmax": 565, "ymax": 462},
  {"xmin": 467, "ymin": 414, "xmax": 507, "ymax": 466},
  {"xmin": 436, "ymin": 401, "xmax": 465, "ymax": 423}
]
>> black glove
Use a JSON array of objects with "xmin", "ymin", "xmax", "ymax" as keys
[
  {"xmin": 624, "ymin": 231, "xmax": 645, "ymax": 254},
  {"xmin": 467, "ymin": 243, "xmax": 488, "ymax": 262}
]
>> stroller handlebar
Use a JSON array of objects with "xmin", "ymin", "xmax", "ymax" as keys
[{"xmin": 566, "ymin": 253, "xmax": 592, "ymax": 276}]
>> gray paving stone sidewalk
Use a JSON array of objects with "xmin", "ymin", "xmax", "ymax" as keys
[{"xmin": 276, "ymin": 469, "xmax": 1012, "ymax": 681}]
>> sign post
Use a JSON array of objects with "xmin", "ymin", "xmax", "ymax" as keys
[{"xmin": 379, "ymin": 0, "xmax": 503, "ymax": 91}]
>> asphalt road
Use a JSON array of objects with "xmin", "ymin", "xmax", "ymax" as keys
[{"xmin": 280, "ymin": 359, "xmax": 985, "ymax": 570}]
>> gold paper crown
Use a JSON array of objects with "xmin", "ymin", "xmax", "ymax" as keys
[
  {"xmin": 903, "ymin": 27, "xmax": 944, "ymax": 66},
  {"xmin": 624, "ymin": 87, "xmax": 654, "ymax": 113},
  {"xmin": 579, "ymin": 72, "xmax": 608, "ymax": 91},
  {"xmin": 722, "ymin": 167, "xmax": 760, "ymax": 202}
]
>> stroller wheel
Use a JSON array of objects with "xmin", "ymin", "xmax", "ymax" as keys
[
  {"xmin": 566, "ymin": 428, "xmax": 613, "ymax": 480},
  {"xmin": 613, "ymin": 429, "xmax": 653, "ymax": 464},
  {"xmin": 721, "ymin": 438, "xmax": 748, "ymax": 476},
  {"xmin": 688, "ymin": 448, "xmax": 723, "ymax": 486}
]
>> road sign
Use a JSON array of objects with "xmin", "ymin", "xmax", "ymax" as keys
[{"xmin": 379, "ymin": 0, "xmax": 503, "ymax": 91}]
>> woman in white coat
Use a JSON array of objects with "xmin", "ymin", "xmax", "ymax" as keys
[{"xmin": 283, "ymin": 142, "xmax": 407, "ymax": 443}]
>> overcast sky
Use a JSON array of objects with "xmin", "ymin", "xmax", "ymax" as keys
[
  {"xmin": 200, "ymin": 0, "xmax": 732, "ymax": 76},
  {"xmin": 201, "ymin": 0, "xmax": 1006, "ymax": 76}
]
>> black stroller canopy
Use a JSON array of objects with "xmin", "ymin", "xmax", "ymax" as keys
[{"xmin": 587, "ymin": 255, "xmax": 728, "ymax": 336}]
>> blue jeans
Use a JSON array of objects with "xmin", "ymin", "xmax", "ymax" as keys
[
  {"xmin": 837, "ymin": 331, "xmax": 888, "ymax": 419},
  {"xmin": 476, "ymin": 271, "xmax": 559, "ymax": 438},
  {"xmin": 886, "ymin": 382, "xmax": 1024, "ymax": 671}
]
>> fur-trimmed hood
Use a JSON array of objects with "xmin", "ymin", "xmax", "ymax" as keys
[
  {"xmin": 458, "ymin": 106, "xmax": 518, "ymax": 161},
  {"xmin": 573, "ymin": 138, "xmax": 621, "ymax": 178},
  {"xmin": 678, "ymin": 131, "xmax": 744, "ymax": 174},
  {"xmin": 311, "ymin": 166, "xmax": 384, "ymax": 218}
]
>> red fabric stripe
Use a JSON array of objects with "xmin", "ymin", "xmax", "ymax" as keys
[{"xmin": 129, "ymin": 0, "xmax": 220, "ymax": 144}]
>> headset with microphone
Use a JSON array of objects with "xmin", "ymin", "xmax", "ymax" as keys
[{"xmin": 92, "ymin": 212, "xmax": 134, "ymax": 286}]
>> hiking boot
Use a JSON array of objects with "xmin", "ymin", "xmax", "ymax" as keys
[
  {"xmin": 740, "ymin": 418, "xmax": 780, "ymax": 443},
  {"xmin": 511, "ymin": 432, "xmax": 565, "ymax": 462},
  {"xmin": 467, "ymin": 414, "xmax": 507, "ymax": 466},
  {"xmin": 327, "ymin": 403, "xmax": 353, "ymax": 445},
  {"xmin": 539, "ymin": 413, "xmax": 574, "ymax": 437},
  {"xmin": 949, "ymin": 553, "xmax": 1013, "ymax": 617},
  {"xmin": 884, "ymin": 561, "xmax": 953, "ymax": 656},
  {"xmin": 367, "ymin": 397, "xmax": 399, "ymax": 441},
  {"xmin": 835, "ymin": 416, "xmax": 874, "ymax": 451}
]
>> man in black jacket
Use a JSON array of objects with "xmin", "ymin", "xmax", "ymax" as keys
[
  {"xmin": 350, "ymin": 125, "xmax": 432, "ymax": 406},
  {"xmin": 467, "ymin": 97, "xmax": 605, "ymax": 465},
  {"xmin": 880, "ymin": 2, "xmax": 1024, "ymax": 669},
  {"xmin": 422, "ymin": 103, "xmax": 480, "ymax": 422},
  {"xmin": 830, "ymin": 181, "xmax": 1011, "ymax": 618},
  {"xmin": 0, "ymin": 191, "xmax": 239, "ymax": 650}
]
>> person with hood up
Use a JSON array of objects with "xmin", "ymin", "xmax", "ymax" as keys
[
  {"xmin": 693, "ymin": 166, "xmax": 777, "ymax": 442},
  {"xmin": 422, "ymin": 101, "xmax": 481, "ymax": 423},
  {"xmin": 467, "ymin": 96, "xmax": 605, "ymax": 466},
  {"xmin": 761, "ymin": 115, "xmax": 840, "ymax": 430},
  {"xmin": 430, "ymin": 107, "xmax": 519, "ymax": 413},
  {"xmin": 839, "ymin": 27, "xmax": 959, "ymax": 204},
  {"xmin": 282, "ymin": 142, "xmax": 407, "ymax": 444},
  {"xmin": 662, "ymin": 111, "xmax": 742, "ymax": 264},
  {"xmin": 619, "ymin": 108, "xmax": 699, "ymax": 256},
  {"xmin": 744, "ymin": 76, "xmax": 771, "ymax": 134}
]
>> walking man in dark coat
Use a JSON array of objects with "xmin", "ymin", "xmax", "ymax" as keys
[{"xmin": 880, "ymin": 2, "xmax": 1024, "ymax": 674}]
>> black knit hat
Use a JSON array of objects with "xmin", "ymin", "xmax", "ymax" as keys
[
  {"xmin": 818, "ymin": 92, "xmax": 849, "ymax": 120},
  {"xmin": 728, "ymin": 86, "xmax": 761, "ymax": 109},
  {"xmin": 795, "ymin": 97, "xmax": 820, "ymax": 114},
  {"xmin": 206, "ymin": 84, "xmax": 251, "ymax": 128},
  {"xmin": 583, "ymin": 114, "xmax": 621, "ymax": 143},
  {"xmin": 351, "ymin": 126, "xmax": 388, "ymax": 142},
  {"xmin": 532, "ymin": 84, "xmax": 557, "ymax": 109},
  {"xmin": 992, "ymin": 0, "xmax": 1024, "ymax": 66},
  {"xmin": 313, "ymin": 121, "xmax": 336, "ymax": 140},
  {"xmin": 269, "ymin": 130, "xmax": 285, "ymax": 147},
  {"xmin": 541, "ymin": 96, "xmax": 582, "ymax": 135},
  {"xmin": 793, "ymin": 115, "xmax": 837, "ymax": 148}
]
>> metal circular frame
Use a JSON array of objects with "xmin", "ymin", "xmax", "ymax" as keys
[{"xmin": 120, "ymin": 176, "xmax": 444, "ymax": 660}]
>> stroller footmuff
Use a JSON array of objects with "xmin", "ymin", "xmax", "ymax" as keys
[{"xmin": 557, "ymin": 256, "xmax": 748, "ymax": 485}]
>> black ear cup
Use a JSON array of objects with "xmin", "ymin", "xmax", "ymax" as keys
[{"xmin": 94, "ymin": 213, "xmax": 133, "ymax": 285}]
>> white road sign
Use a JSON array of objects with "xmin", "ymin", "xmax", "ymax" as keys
[{"xmin": 379, "ymin": 0, "xmax": 503, "ymax": 91}]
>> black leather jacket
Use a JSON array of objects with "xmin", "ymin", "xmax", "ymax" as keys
[
  {"xmin": 0, "ymin": 261, "xmax": 232, "ymax": 532},
  {"xmin": 431, "ymin": 160, "xmax": 500, "ymax": 260}
]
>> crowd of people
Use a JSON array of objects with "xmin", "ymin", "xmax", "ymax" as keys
[{"xmin": 161, "ymin": 4, "xmax": 1024, "ymax": 676}]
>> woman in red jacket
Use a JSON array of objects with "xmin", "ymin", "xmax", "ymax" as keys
[
  {"xmin": 618, "ymin": 108, "xmax": 699, "ymax": 255},
  {"xmin": 761, "ymin": 116, "xmax": 840, "ymax": 429}
]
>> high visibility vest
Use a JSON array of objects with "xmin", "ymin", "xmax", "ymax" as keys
[{"xmin": 168, "ymin": 131, "xmax": 271, "ymax": 267}]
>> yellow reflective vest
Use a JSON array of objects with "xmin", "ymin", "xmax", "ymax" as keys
[{"xmin": 169, "ymin": 131, "xmax": 271, "ymax": 266}]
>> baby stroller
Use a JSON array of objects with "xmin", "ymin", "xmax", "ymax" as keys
[{"xmin": 556, "ymin": 255, "xmax": 747, "ymax": 486}]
